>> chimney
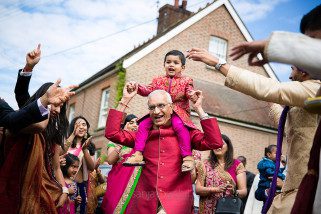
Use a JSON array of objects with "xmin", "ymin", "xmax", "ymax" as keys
[
  {"xmin": 174, "ymin": 0, "xmax": 179, "ymax": 8},
  {"xmin": 157, "ymin": 0, "xmax": 193, "ymax": 35}
]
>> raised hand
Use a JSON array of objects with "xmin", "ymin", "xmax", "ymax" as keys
[
  {"xmin": 229, "ymin": 40, "xmax": 267, "ymax": 66},
  {"xmin": 25, "ymin": 44, "xmax": 41, "ymax": 71},
  {"xmin": 59, "ymin": 153, "xmax": 68, "ymax": 166},
  {"xmin": 122, "ymin": 82, "xmax": 138, "ymax": 100},
  {"xmin": 127, "ymin": 81, "xmax": 137, "ymax": 93},
  {"xmin": 191, "ymin": 90, "xmax": 203, "ymax": 109},
  {"xmin": 41, "ymin": 79, "xmax": 78, "ymax": 107},
  {"xmin": 72, "ymin": 120, "xmax": 81, "ymax": 137},
  {"xmin": 82, "ymin": 136, "xmax": 93, "ymax": 150},
  {"xmin": 186, "ymin": 48, "xmax": 218, "ymax": 66},
  {"xmin": 188, "ymin": 90, "xmax": 198, "ymax": 103}
]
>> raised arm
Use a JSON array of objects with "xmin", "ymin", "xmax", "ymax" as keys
[
  {"xmin": 266, "ymin": 31, "xmax": 321, "ymax": 79},
  {"xmin": 185, "ymin": 78, "xmax": 195, "ymax": 100},
  {"xmin": 229, "ymin": 31, "xmax": 321, "ymax": 79},
  {"xmin": 15, "ymin": 44, "xmax": 41, "ymax": 107},
  {"xmin": 189, "ymin": 90, "xmax": 223, "ymax": 150},
  {"xmin": 137, "ymin": 80, "xmax": 155, "ymax": 97},
  {"xmin": 22, "ymin": 79, "xmax": 77, "ymax": 133},
  {"xmin": 105, "ymin": 143, "xmax": 122, "ymax": 165},
  {"xmin": 105, "ymin": 109, "xmax": 136, "ymax": 148},
  {"xmin": 105, "ymin": 82, "xmax": 137, "ymax": 147},
  {"xmin": 0, "ymin": 98, "xmax": 46, "ymax": 133},
  {"xmin": 187, "ymin": 48, "xmax": 320, "ymax": 107},
  {"xmin": 225, "ymin": 66, "xmax": 320, "ymax": 107}
]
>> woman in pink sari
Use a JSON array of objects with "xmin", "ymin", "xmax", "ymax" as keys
[
  {"xmin": 101, "ymin": 114, "xmax": 142, "ymax": 214},
  {"xmin": 196, "ymin": 134, "xmax": 247, "ymax": 214}
]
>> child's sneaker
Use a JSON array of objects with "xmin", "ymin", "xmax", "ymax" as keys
[
  {"xmin": 181, "ymin": 156, "xmax": 195, "ymax": 172},
  {"xmin": 123, "ymin": 151, "xmax": 145, "ymax": 166}
]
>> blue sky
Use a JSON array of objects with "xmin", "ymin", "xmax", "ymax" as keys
[
  {"xmin": 0, "ymin": 0, "xmax": 320, "ymax": 108},
  {"xmin": 239, "ymin": 0, "xmax": 321, "ymax": 82}
]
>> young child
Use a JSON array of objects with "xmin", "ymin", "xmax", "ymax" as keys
[
  {"xmin": 255, "ymin": 145, "xmax": 286, "ymax": 202},
  {"xmin": 61, "ymin": 153, "xmax": 82, "ymax": 214},
  {"xmin": 123, "ymin": 50, "xmax": 198, "ymax": 172}
]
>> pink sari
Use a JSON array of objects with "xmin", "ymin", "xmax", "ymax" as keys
[
  {"xmin": 101, "ymin": 144, "xmax": 142, "ymax": 214},
  {"xmin": 197, "ymin": 159, "xmax": 244, "ymax": 214}
]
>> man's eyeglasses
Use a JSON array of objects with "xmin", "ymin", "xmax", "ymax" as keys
[{"xmin": 148, "ymin": 103, "xmax": 171, "ymax": 111}]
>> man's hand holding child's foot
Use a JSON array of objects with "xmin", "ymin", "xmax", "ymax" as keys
[
  {"xmin": 123, "ymin": 151, "xmax": 146, "ymax": 166},
  {"xmin": 181, "ymin": 156, "xmax": 195, "ymax": 172}
]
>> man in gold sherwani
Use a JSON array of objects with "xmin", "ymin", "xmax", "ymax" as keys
[{"xmin": 186, "ymin": 36, "xmax": 320, "ymax": 213}]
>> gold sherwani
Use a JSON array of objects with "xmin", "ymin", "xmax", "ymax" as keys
[{"xmin": 225, "ymin": 65, "xmax": 320, "ymax": 214}]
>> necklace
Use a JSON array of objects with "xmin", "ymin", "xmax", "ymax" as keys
[{"xmin": 219, "ymin": 161, "xmax": 225, "ymax": 165}]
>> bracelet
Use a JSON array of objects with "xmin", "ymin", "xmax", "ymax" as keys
[
  {"xmin": 119, "ymin": 101, "xmax": 130, "ymax": 108},
  {"xmin": 23, "ymin": 66, "xmax": 33, "ymax": 72},
  {"xmin": 65, "ymin": 139, "xmax": 72, "ymax": 147},
  {"xmin": 62, "ymin": 186, "xmax": 69, "ymax": 194},
  {"xmin": 114, "ymin": 146, "xmax": 122, "ymax": 154},
  {"xmin": 200, "ymin": 113, "xmax": 210, "ymax": 120}
]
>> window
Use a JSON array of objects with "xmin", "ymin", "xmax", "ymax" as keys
[
  {"xmin": 209, "ymin": 36, "xmax": 227, "ymax": 60},
  {"xmin": 98, "ymin": 88, "xmax": 110, "ymax": 128},
  {"xmin": 68, "ymin": 104, "xmax": 75, "ymax": 122}
]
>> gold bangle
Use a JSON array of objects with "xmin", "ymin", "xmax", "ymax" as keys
[
  {"xmin": 114, "ymin": 147, "xmax": 121, "ymax": 154},
  {"xmin": 65, "ymin": 139, "xmax": 72, "ymax": 147}
]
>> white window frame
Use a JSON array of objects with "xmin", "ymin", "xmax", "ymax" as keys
[
  {"xmin": 98, "ymin": 88, "xmax": 110, "ymax": 128},
  {"xmin": 68, "ymin": 103, "xmax": 75, "ymax": 122},
  {"xmin": 209, "ymin": 36, "xmax": 228, "ymax": 60}
]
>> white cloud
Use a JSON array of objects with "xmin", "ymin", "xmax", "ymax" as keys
[{"xmin": 231, "ymin": 0, "xmax": 288, "ymax": 22}]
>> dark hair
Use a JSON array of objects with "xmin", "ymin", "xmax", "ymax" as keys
[
  {"xmin": 300, "ymin": 5, "xmax": 321, "ymax": 33},
  {"xmin": 265, "ymin": 145, "xmax": 277, "ymax": 157},
  {"xmin": 87, "ymin": 142, "xmax": 96, "ymax": 156},
  {"xmin": 61, "ymin": 153, "xmax": 79, "ymax": 177},
  {"xmin": 23, "ymin": 82, "xmax": 69, "ymax": 149},
  {"xmin": 237, "ymin": 155, "xmax": 246, "ymax": 167},
  {"xmin": 210, "ymin": 134, "xmax": 234, "ymax": 170},
  {"xmin": 121, "ymin": 114, "xmax": 137, "ymax": 129},
  {"xmin": 68, "ymin": 116, "xmax": 91, "ymax": 148},
  {"xmin": 164, "ymin": 50, "xmax": 186, "ymax": 65}
]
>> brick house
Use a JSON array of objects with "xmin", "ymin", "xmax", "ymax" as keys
[{"xmin": 67, "ymin": 0, "xmax": 282, "ymax": 173}]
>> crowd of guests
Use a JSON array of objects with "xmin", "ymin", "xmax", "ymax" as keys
[{"xmin": 0, "ymin": 4, "xmax": 320, "ymax": 214}]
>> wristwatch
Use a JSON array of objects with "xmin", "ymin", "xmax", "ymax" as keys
[{"xmin": 214, "ymin": 58, "xmax": 227, "ymax": 71}]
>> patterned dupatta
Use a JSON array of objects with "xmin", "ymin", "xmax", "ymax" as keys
[
  {"xmin": 20, "ymin": 133, "xmax": 61, "ymax": 214},
  {"xmin": 198, "ymin": 160, "xmax": 237, "ymax": 214}
]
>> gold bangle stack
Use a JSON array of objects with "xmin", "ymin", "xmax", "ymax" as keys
[{"xmin": 65, "ymin": 139, "xmax": 72, "ymax": 148}]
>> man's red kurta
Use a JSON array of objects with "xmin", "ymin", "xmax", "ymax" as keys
[{"xmin": 105, "ymin": 109, "xmax": 223, "ymax": 214}]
